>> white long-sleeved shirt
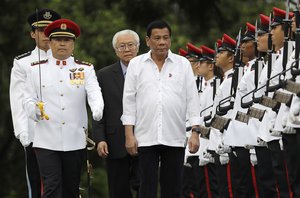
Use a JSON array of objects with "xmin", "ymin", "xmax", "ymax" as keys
[{"xmin": 122, "ymin": 50, "xmax": 200, "ymax": 147}]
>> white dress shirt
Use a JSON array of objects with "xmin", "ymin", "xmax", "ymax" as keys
[
  {"xmin": 23, "ymin": 55, "xmax": 104, "ymax": 151},
  {"xmin": 122, "ymin": 50, "xmax": 200, "ymax": 147},
  {"xmin": 10, "ymin": 47, "xmax": 51, "ymax": 142}
]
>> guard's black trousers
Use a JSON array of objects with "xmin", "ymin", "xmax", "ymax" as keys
[
  {"xmin": 282, "ymin": 129, "xmax": 300, "ymax": 198},
  {"xmin": 255, "ymin": 146, "xmax": 278, "ymax": 198},
  {"xmin": 137, "ymin": 145, "xmax": 185, "ymax": 198},
  {"xmin": 25, "ymin": 143, "xmax": 41, "ymax": 198},
  {"xmin": 35, "ymin": 148, "xmax": 85, "ymax": 198},
  {"xmin": 229, "ymin": 147, "xmax": 255, "ymax": 198}
]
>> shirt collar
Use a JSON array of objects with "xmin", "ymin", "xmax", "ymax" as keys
[
  {"xmin": 224, "ymin": 68, "xmax": 233, "ymax": 79},
  {"xmin": 120, "ymin": 60, "xmax": 127, "ymax": 76},
  {"xmin": 33, "ymin": 46, "xmax": 50, "ymax": 59},
  {"xmin": 142, "ymin": 50, "xmax": 174, "ymax": 63}
]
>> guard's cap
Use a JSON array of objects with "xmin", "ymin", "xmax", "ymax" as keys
[
  {"xmin": 27, "ymin": 9, "xmax": 61, "ymax": 29},
  {"xmin": 200, "ymin": 45, "xmax": 215, "ymax": 62},
  {"xmin": 219, "ymin": 34, "xmax": 236, "ymax": 53},
  {"xmin": 242, "ymin": 22, "xmax": 255, "ymax": 42},
  {"xmin": 271, "ymin": 7, "xmax": 293, "ymax": 27},
  {"xmin": 178, "ymin": 48, "xmax": 188, "ymax": 57},
  {"xmin": 186, "ymin": 42, "xmax": 202, "ymax": 59},
  {"xmin": 257, "ymin": 14, "xmax": 270, "ymax": 35},
  {"xmin": 44, "ymin": 18, "xmax": 80, "ymax": 39}
]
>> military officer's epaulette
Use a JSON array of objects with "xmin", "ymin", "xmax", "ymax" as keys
[
  {"xmin": 31, "ymin": 59, "xmax": 48, "ymax": 66},
  {"xmin": 75, "ymin": 59, "xmax": 92, "ymax": 66},
  {"xmin": 15, "ymin": 51, "xmax": 32, "ymax": 60}
]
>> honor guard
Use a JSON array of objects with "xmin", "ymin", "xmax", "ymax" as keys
[
  {"xmin": 23, "ymin": 18, "xmax": 104, "ymax": 197},
  {"xmin": 180, "ymin": 43, "xmax": 204, "ymax": 198},
  {"xmin": 210, "ymin": 34, "xmax": 236, "ymax": 198},
  {"xmin": 9, "ymin": 9, "xmax": 61, "ymax": 198}
]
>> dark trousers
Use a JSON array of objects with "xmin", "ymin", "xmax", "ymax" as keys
[
  {"xmin": 182, "ymin": 156, "xmax": 207, "ymax": 198},
  {"xmin": 229, "ymin": 147, "xmax": 255, "ymax": 198},
  {"xmin": 255, "ymin": 146, "xmax": 278, "ymax": 198},
  {"xmin": 212, "ymin": 151, "xmax": 232, "ymax": 198},
  {"xmin": 267, "ymin": 140, "xmax": 291, "ymax": 198},
  {"xmin": 283, "ymin": 129, "xmax": 300, "ymax": 198},
  {"xmin": 182, "ymin": 156, "xmax": 219, "ymax": 198},
  {"xmin": 106, "ymin": 155, "xmax": 139, "ymax": 198},
  {"xmin": 25, "ymin": 143, "xmax": 41, "ymax": 198},
  {"xmin": 137, "ymin": 145, "xmax": 185, "ymax": 198},
  {"xmin": 35, "ymin": 148, "xmax": 85, "ymax": 198}
]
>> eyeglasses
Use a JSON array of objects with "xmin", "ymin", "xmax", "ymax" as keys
[{"xmin": 116, "ymin": 42, "xmax": 138, "ymax": 52}]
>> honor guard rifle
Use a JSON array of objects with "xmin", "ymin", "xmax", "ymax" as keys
[{"xmin": 216, "ymin": 29, "xmax": 243, "ymax": 116}]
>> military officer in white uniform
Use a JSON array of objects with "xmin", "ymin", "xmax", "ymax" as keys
[
  {"xmin": 23, "ymin": 18, "xmax": 104, "ymax": 198},
  {"xmin": 9, "ymin": 9, "xmax": 61, "ymax": 198}
]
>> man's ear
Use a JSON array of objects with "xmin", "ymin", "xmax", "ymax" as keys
[
  {"xmin": 30, "ymin": 31, "xmax": 35, "ymax": 39},
  {"xmin": 228, "ymin": 54, "xmax": 234, "ymax": 63},
  {"xmin": 145, "ymin": 36, "xmax": 150, "ymax": 47}
]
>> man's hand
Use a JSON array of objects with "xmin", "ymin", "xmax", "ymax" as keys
[
  {"xmin": 125, "ymin": 125, "xmax": 138, "ymax": 156},
  {"xmin": 92, "ymin": 108, "xmax": 103, "ymax": 121},
  {"xmin": 96, "ymin": 141, "xmax": 109, "ymax": 158},
  {"xmin": 18, "ymin": 132, "xmax": 30, "ymax": 147},
  {"xmin": 188, "ymin": 132, "xmax": 200, "ymax": 154}
]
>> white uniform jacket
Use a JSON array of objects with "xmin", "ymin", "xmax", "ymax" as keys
[
  {"xmin": 10, "ymin": 47, "xmax": 50, "ymax": 142},
  {"xmin": 23, "ymin": 56, "xmax": 104, "ymax": 151},
  {"xmin": 224, "ymin": 59, "xmax": 258, "ymax": 146}
]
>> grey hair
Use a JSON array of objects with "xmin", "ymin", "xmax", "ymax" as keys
[{"xmin": 112, "ymin": 29, "xmax": 140, "ymax": 49}]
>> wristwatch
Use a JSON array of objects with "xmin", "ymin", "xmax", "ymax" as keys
[{"xmin": 192, "ymin": 127, "xmax": 201, "ymax": 134}]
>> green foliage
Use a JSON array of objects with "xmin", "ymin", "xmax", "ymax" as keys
[{"xmin": 0, "ymin": 0, "xmax": 287, "ymax": 197}]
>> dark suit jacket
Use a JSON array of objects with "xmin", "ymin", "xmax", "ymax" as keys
[{"xmin": 92, "ymin": 62, "xmax": 127, "ymax": 159}]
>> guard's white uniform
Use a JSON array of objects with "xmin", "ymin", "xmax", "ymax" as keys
[
  {"xmin": 23, "ymin": 56, "xmax": 104, "ymax": 151},
  {"xmin": 224, "ymin": 59, "xmax": 258, "ymax": 146},
  {"xmin": 184, "ymin": 76, "xmax": 208, "ymax": 164},
  {"xmin": 10, "ymin": 47, "xmax": 50, "ymax": 142},
  {"xmin": 254, "ymin": 48, "xmax": 283, "ymax": 142},
  {"xmin": 209, "ymin": 69, "xmax": 233, "ymax": 151}
]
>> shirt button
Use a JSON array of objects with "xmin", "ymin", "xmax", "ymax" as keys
[
  {"xmin": 62, "ymin": 122, "xmax": 65, "ymax": 125},
  {"xmin": 60, "ymin": 80, "xmax": 63, "ymax": 83},
  {"xmin": 42, "ymin": 85, "xmax": 45, "ymax": 88},
  {"xmin": 60, "ymin": 94, "xmax": 64, "ymax": 96},
  {"xmin": 62, "ymin": 107, "xmax": 65, "ymax": 110}
]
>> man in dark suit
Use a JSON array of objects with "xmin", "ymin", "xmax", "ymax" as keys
[{"xmin": 92, "ymin": 29, "xmax": 140, "ymax": 198}]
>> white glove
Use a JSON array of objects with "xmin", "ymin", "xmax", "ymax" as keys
[
  {"xmin": 257, "ymin": 137, "xmax": 267, "ymax": 147},
  {"xmin": 219, "ymin": 154, "xmax": 229, "ymax": 165},
  {"xmin": 250, "ymin": 153, "xmax": 258, "ymax": 166},
  {"xmin": 92, "ymin": 108, "xmax": 103, "ymax": 121},
  {"xmin": 282, "ymin": 126, "xmax": 296, "ymax": 134},
  {"xmin": 199, "ymin": 158, "xmax": 209, "ymax": 166},
  {"xmin": 203, "ymin": 151, "xmax": 214, "ymax": 163},
  {"xmin": 244, "ymin": 145, "xmax": 254, "ymax": 150},
  {"xmin": 18, "ymin": 132, "xmax": 30, "ymax": 147},
  {"xmin": 289, "ymin": 106, "xmax": 300, "ymax": 125},
  {"xmin": 216, "ymin": 143, "xmax": 231, "ymax": 154},
  {"xmin": 269, "ymin": 128, "xmax": 281, "ymax": 137}
]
